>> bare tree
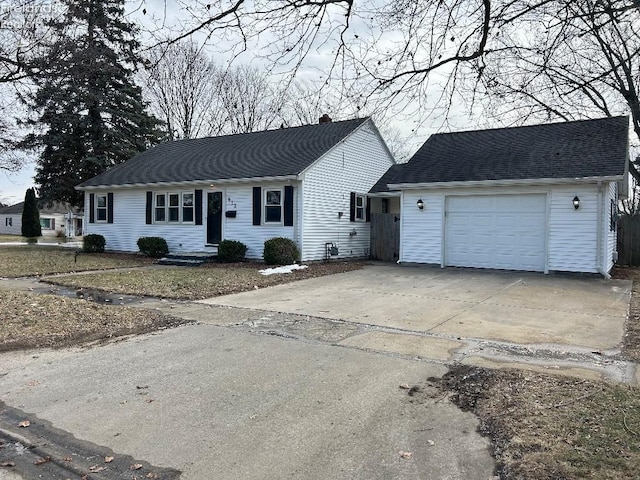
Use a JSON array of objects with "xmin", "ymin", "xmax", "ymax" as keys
[
  {"xmin": 144, "ymin": 41, "xmax": 225, "ymax": 140},
  {"xmin": 217, "ymin": 64, "xmax": 288, "ymax": 134}
]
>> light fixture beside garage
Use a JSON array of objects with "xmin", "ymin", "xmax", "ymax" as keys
[
  {"xmin": 417, "ymin": 199, "xmax": 425, "ymax": 210},
  {"xmin": 573, "ymin": 196, "xmax": 580, "ymax": 210}
]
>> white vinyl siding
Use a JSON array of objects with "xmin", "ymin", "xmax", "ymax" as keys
[
  {"xmin": 223, "ymin": 183, "xmax": 295, "ymax": 260},
  {"xmin": 399, "ymin": 184, "xmax": 608, "ymax": 275},
  {"xmin": 399, "ymin": 191, "xmax": 443, "ymax": 264},
  {"xmin": 84, "ymin": 189, "xmax": 206, "ymax": 253},
  {"xmin": 605, "ymin": 182, "xmax": 618, "ymax": 273},
  {"xmin": 301, "ymin": 120, "xmax": 394, "ymax": 261},
  {"xmin": 0, "ymin": 215, "xmax": 22, "ymax": 235},
  {"xmin": 547, "ymin": 186, "xmax": 599, "ymax": 273}
]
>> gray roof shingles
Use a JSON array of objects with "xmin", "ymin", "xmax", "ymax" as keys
[
  {"xmin": 371, "ymin": 116, "xmax": 628, "ymax": 192},
  {"xmin": 78, "ymin": 118, "xmax": 369, "ymax": 188}
]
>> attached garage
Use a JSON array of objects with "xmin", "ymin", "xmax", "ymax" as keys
[
  {"xmin": 369, "ymin": 116, "xmax": 632, "ymax": 277},
  {"xmin": 445, "ymin": 194, "xmax": 547, "ymax": 272}
]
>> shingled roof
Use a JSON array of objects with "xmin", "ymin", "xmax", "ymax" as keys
[
  {"xmin": 0, "ymin": 201, "xmax": 79, "ymax": 215},
  {"xmin": 371, "ymin": 116, "xmax": 629, "ymax": 192},
  {"xmin": 78, "ymin": 118, "xmax": 369, "ymax": 188}
]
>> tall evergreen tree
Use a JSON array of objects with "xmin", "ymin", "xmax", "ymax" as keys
[
  {"xmin": 21, "ymin": 188, "xmax": 41, "ymax": 238},
  {"xmin": 21, "ymin": 0, "xmax": 162, "ymax": 206}
]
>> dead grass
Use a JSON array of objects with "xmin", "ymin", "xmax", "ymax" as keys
[
  {"xmin": 611, "ymin": 266, "xmax": 640, "ymax": 361},
  {"xmin": 45, "ymin": 261, "xmax": 364, "ymax": 300},
  {"xmin": 0, "ymin": 246, "xmax": 155, "ymax": 277},
  {"xmin": 435, "ymin": 365, "xmax": 640, "ymax": 480},
  {"xmin": 0, "ymin": 234, "xmax": 28, "ymax": 242},
  {"xmin": 0, "ymin": 289, "xmax": 186, "ymax": 352}
]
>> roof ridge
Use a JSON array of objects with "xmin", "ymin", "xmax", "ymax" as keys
[
  {"xmin": 430, "ymin": 115, "xmax": 628, "ymax": 137},
  {"xmin": 165, "ymin": 116, "xmax": 369, "ymax": 145}
]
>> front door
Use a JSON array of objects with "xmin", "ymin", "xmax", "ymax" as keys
[{"xmin": 207, "ymin": 192, "xmax": 223, "ymax": 245}]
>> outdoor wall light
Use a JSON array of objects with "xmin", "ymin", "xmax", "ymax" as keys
[
  {"xmin": 417, "ymin": 199, "xmax": 425, "ymax": 210},
  {"xmin": 573, "ymin": 196, "xmax": 580, "ymax": 210}
]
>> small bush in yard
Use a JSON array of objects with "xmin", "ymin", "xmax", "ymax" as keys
[
  {"xmin": 263, "ymin": 237, "xmax": 300, "ymax": 265},
  {"xmin": 137, "ymin": 237, "xmax": 169, "ymax": 258},
  {"xmin": 83, "ymin": 234, "xmax": 106, "ymax": 253},
  {"xmin": 217, "ymin": 240, "xmax": 248, "ymax": 263}
]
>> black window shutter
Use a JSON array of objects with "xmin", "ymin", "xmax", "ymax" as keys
[
  {"xmin": 252, "ymin": 187, "xmax": 262, "ymax": 226},
  {"xmin": 349, "ymin": 192, "xmax": 356, "ymax": 222},
  {"xmin": 145, "ymin": 191, "xmax": 153, "ymax": 224},
  {"xmin": 107, "ymin": 193, "xmax": 114, "ymax": 223},
  {"xmin": 284, "ymin": 186, "xmax": 294, "ymax": 227},
  {"xmin": 365, "ymin": 195, "xmax": 371, "ymax": 222},
  {"xmin": 89, "ymin": 193, "xmax": 95, "ymax": 223},
  {"xmin": 195, "ymin": 189, "xmax": 203, "ymax": 225}
]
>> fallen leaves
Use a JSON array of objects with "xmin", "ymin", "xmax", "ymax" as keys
[
  {"xmin": 105, "ymin": 456, "xmax": 114, "ymax": 463},
  {"xmin": 130, "ymin": 463, "xmax": 143, "ymax": 470},
  {"xmin": 34, "ymin": 456, "xmax": 51, "ymax": 465},
  {"xmin": 0, "ymin": 461, "xmax": 16, "ymax": 467},
  {"xmin": 89, "ymin": 464, "xmax": 107, "ymax": 473},
  {"xmin": 398, "ymin": 451, "xmax": 413, "ymax": 459},
  {"xmin": 18, "ymin": 420, "xmax": 30, "ymax": 427}
]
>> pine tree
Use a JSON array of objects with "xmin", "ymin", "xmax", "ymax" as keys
[
  {"xmin": 21, "ymin": 188, "xmax": 41, "ymax": 238},
  {"xmin": 21, "ymin": 0, "xmax": 162, "ymax": 207}
]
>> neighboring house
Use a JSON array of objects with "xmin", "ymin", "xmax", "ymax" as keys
[
  {"xmin": 0, "ymin": 201, "xmax": 83, "ymax": 237},
  {"xmin": 76, "ymin": 116, "xmax": 395, "ymax": 261},
  {"xmin": 370, "ymin": 116, "xmax": 630, "ymax": 276}
]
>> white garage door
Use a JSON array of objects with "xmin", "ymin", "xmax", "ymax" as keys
[{"xmin": 445, "ymin": 194, "xmax": 547, "ymax": 272}]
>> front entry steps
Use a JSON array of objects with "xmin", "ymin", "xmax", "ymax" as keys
[{"xmin": 158, "ymin": 252, "xmax": 217, "ymax": 267}]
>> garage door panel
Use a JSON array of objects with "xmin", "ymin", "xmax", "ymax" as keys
[{"xmin": 445, "ymin": 194, "xmax": 546, "ymax": 272}]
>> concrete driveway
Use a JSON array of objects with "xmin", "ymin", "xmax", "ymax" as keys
[
  {"xmin": 203, "ymin": 265, "xmax": 633, "ymax": 381},
  {"xmin": 0, "ymin": 325, "xmax": 493, "ymax": 480}
]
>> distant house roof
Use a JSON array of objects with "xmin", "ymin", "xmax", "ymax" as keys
[
  {"xmin": 0, "ymin": 201, "xmax": 79, "ymax": 215},
  {"xmin": 77, "ymin": 118, "xmax": 370, "ymax": 188},
  {"xmin": 371, "ymin": 116, "xmax": 629, "ymax": 192}
]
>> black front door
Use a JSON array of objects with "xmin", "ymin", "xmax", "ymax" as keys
[{"xmin": 207, "ymin": 192, "xmax": 223, "ymax": 245}]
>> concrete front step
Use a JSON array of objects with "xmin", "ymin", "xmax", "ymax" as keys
[{"xmin": 158, "ymin": 252, "xmax": 217, "ymax": 267}]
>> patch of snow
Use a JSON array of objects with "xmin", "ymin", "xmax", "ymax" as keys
[{"xmin": 259, "ymin": 264, "xmax": 309, "ymax": 276}]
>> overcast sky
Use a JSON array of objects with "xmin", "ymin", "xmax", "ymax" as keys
[{"xmin": 0, "ymin": 0, "xmax": 479, "ymax": 205}]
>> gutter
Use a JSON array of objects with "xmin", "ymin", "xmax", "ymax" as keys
[
  {"xmin": 388, "ymin": 175, "xmax": 625, "ymax": 191},
  {"xmin": 76, "ymin": 175, "xmax": 300, "ymax": 191}
]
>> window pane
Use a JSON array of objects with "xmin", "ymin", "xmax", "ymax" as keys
[
  {"xmin": 169, "ymin": 194, "xmax": 180, "ymax": 207},
  {"xmin": 356, "ymin": 196, "xmax": 364, "ymax": 207},
  {"xmin": 156, "ymin": 194, "xmax": 165, "ymax": 207},
  {"xmin": 97, "ymin": 209, "xmax": 107, "ymax": 221},
  {"xmin": 182, "ymin": 193, "xmax": 194, "ymax": 207},
  {"xmin": 265, "ymin": 205, "xmax": 281, "ymax": 223},
  {"xmin": 97, "ymin": 196, "xmax": 107, "ymax": 208},
  {"xmin": 168, "ymin": 207, "xmax": 179, "ymax": 222},
  {"xmin": 155, "ymin": 208, "xmax": 165, "ymax": 222},
  {"xmin": 266, "ymin": 190, "xmax": 281, "ymax": 206},
  {"xmin": 40, "ymin": 218, "xmax": 51, "ymax": 229},
  {"xmin": 183, "ymin": 207, "xmax": 194, "ymax": 222}
]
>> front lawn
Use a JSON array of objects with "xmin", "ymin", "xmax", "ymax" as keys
[
  {"xmin": 0, "ymin": 246, "xmax": 155, "ymax": 277},
  {"xmin": 0, "ymin": 289, "xmax": 186, "ymax": 352},
  {"xmin": 45, "ymin": 261, "xmax": 364, "ymax": 300}
]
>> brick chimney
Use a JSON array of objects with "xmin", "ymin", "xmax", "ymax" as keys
[{"xmin": 318, "ymin": 114, "xmax": 332, "ymax": 124}]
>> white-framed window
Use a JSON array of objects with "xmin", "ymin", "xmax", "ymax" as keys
[
  {"xmin": 40, "ymin": 218, "xmax": 52, "ymax": 229},
  {"xmin": 96, "ymin": 194, "xmax": 108, "ymax": 222},
  {"xmin": 264, "ymin": 189, "xmax": 282, "ymax": 223},
  {"xmin": 168, "ymin": 193, "xmax": 180, "ymax": 222},
  {"xmin": 355, "ymin": 194, "xmax": 366, "ymax": 221},
  {"xmin": 154, "ymin": 191, "xmax": 195, "ymax": 224},
  {"xmin": 154, "ymin": 193, "xmax": 166, "ymax": 222},
  {"xmin": 182, "ymin": 192, "xmax": 194, "ymax": 222}
]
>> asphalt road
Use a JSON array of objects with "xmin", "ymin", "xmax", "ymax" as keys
[{"xmin": 0, "ymin": 322, "xmax": 495, "ymax": 480}]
